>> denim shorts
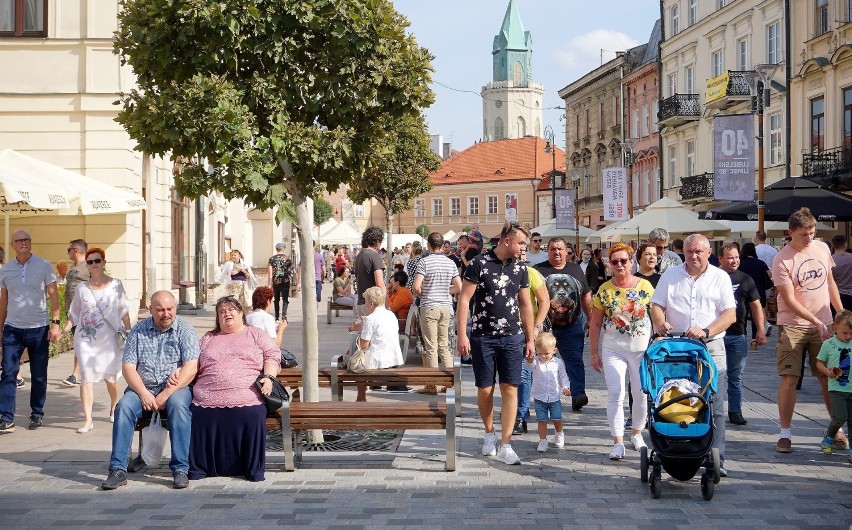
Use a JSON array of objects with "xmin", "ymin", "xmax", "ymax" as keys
[
  {"xmin": 534, "ymin": 399, "xmax": 563, "ymax": 421},
  {"xmin": 470, "ymin": 333, "xmax": 525, "ymax": 387}
]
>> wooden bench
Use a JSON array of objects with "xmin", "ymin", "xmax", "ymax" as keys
[
  {"xmin": 327, "ymin": 298, "xmax": 355, "ymax": 324},
  {"xmin": 267, "ymin": 393, "xmax": 456, "ymax": 472}
]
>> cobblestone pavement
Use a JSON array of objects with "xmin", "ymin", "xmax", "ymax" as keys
[{"xmin": 2, "ymin": 286, "xmax": 850, "ymax": 528}]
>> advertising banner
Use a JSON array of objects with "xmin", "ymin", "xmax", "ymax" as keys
[
  {"xmin": 602, "ymin": 167, "xmax": 629, "ymax": 221},
  {"xmin": 713, "ymin": 114, "xmax": 755, "ymax": 202},
  {"xmin": 505, "ymin": 192, "xmax": 518, "ymax": 221},
  {"xmin": 555, "ymin": 189, "xmax": 575, "ymax": 229}
]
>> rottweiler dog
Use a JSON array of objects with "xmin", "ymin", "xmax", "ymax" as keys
[{"xmin": 545, "ymin": 274, "xmax": 582, "ymax": 327}]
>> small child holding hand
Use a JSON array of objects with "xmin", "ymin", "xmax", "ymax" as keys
[
  {"xmin": 527, "ymin": 332, "xmax": 571, "ymax": 452},
  {"xmin": 816, "ymin": 310, "xmax": 852, "ymax": 462}
]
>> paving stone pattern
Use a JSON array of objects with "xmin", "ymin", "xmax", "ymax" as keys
[{"xmin": 1, "ymin": 285, "xmax": 850, "ymax": 528}]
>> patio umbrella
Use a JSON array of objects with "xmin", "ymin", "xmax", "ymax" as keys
[
  {"xmin": 702, "ymin": 176, "xmax": 852, "ymax": 222},
  {"xmin": 714, "ymin": 220, "xmax": 838, "ymax": 239},
  {"xmin": 586, "ymin": 197, "xmax": 731, "ymax": 243},
  {"xmin": 530, "ymin": 219, "xmax": 595, "ymax": 239}
]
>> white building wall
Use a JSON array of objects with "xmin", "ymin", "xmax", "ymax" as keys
[{"xmin": 482, "ymin": 81, "xmax": 544, "ymax": 140}]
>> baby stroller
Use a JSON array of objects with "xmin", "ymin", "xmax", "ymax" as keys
[{"xmin": 639, "ymin": 335, "xmax": 721, "ymax": 501}]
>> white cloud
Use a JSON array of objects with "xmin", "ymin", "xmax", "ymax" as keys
[{"xmin": 554, "ymin": 29, "xmax": 640, "ymax": 74}]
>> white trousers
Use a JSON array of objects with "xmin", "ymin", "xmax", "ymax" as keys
[{"xmin": 602, "ymin": 345, "xmax": 648, "ymax": 438}]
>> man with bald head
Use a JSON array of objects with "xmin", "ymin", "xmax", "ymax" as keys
[
  {"xmin": 0, "ymin": 230, "xmax": 62, "ymax": 434},
  {"xmin": 102, "ymin": 291, "xmax": 199, "ymax": 491},
  {"xmin": 651, "ymin": 234, "xmax": 736, "ymax": 477}
]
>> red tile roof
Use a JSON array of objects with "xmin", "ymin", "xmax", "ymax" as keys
[{"xmin": 430, "ymin": 136, "xmax": 566, "ymax": 185}]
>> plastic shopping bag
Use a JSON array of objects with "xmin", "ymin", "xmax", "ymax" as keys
[{"xmin": 140, "ymin": 412, "xmax": 168, "ymax": 466}]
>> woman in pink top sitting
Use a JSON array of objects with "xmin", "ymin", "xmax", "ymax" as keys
[{"xmin": 188, "ymin": 296, "xmax": 280, "ymax": 482}]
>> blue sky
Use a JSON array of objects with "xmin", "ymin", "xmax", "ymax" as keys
[{"xmin": 392, "ymin": 0, "xmax": 660, "ymax": 151}]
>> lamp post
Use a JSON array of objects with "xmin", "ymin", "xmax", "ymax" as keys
[
  {"xmin": 571, "ymin": 167, "xmax": 584, "ymax": 253},
  {"xmin": 622, "ymin": 137, "xmax": 638, "ymax": 218},
  {"xmin": 743, "ymin": 63, "xmax": 780, "ymax": 233},
  {"xmin": 544, "ymin": 125, "xmax": 557, "ymax": 219}
]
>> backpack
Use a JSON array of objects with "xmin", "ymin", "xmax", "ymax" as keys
[{"xmin": 544, "ymin": 273, "xmax": 583, "ymax": 328}]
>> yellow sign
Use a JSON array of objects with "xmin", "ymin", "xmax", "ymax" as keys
[{"xmin": 705, "ymin": 72, "xmax": 730, "ymax": 104}]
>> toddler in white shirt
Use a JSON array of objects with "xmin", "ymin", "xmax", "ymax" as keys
[{"xmin": 526, "ymin": 332, "xmax": 571, "ymax": 452}]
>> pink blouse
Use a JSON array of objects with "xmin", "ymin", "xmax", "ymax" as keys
[{"xmin": 192, "ymin": 326, "xmax": 281, "ymax": 408}]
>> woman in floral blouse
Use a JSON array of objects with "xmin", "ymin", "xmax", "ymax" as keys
[{"xmin": 589, "ymin": 243, "xmax": 655, "ymax": 460}]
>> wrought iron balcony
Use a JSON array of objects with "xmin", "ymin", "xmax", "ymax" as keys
[
  {"xmin": 658, "ymin": 94, "xmax": 700, "ymax": 126},
  {"xmin": 802, "ymin": 146, "xmax": 852, "ymax": 191},
  {"xmin": 679, "ymin": 172, "xmax": 715, "ymax": 200},
  {"xmin": 704, "ymin": 70, "xmax": 752, "ymax": 110}
]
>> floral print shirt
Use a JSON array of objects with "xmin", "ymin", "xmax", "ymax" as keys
[
  {"xmin": 592, "ymin": 278, "xmax": 654, "ymax": 352},
  {"xmin": 464, "ymin": 249, "xmax": 529, "ymax": 337}
]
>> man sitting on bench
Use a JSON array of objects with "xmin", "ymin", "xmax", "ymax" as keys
[{"xmin": 101, "ymin": 291, "xmax": 199, "ymax": 491}]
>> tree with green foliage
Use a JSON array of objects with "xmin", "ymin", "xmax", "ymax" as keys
[
  {"xmin": 347, "ymin": 114, "xmax": 439, "ymax": 281},
  {"xmin": 415, "ymin": 224, "xmax": 431, "ymax": 239},
  {"xmin": 114, "ymin": 0, "xmax": 434, "ymax": 423}
]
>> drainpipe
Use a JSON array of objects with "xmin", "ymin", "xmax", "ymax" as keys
[
  {"xmin": 658, "ymin": 5, "xmax": 665, "ymax": 198},
  {"xmin": 195, "ymin": 196, "xmax": 206, "ymax": 308},
  {"xmin": 784, "ymin": 0, "xmax": 792, "ymax": 178}
]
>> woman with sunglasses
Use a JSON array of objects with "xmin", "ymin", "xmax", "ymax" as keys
[
  {"xmin": 588, "ymin": 243, "xmax": 654, "ymax": 460},
  {"xmin": 62, "ymin": 248, "xmax": 130, "ymax": 433}
]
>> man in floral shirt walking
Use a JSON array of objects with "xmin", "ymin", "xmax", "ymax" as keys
[{"xmin": 457, "ymin": 221, "xmax": 535, "ymax": 465}]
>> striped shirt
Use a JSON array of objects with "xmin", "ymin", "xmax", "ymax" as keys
[
  {"xmin": 415, "ymin": 253, "xmax": 459, "ymax": 308},
  {"xmin": 123, "ymin": 316, "xmax": 200, "ymax": 395}
]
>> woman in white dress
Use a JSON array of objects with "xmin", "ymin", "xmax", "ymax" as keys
[
  {"xmin": 218, "ymin": 249, "xmax": 258, "ymax": 309},
  {"xmin": 62, "ymin": 247, "xmax": 130, "ymax": 433},
  {"xmin": 347, "ymin": 286, "xmax": 405, "ymax": 401}
]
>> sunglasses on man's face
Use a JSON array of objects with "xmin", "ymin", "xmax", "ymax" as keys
[
  {"xmin": 86, "ymin": 258, "xmax": 103, "ymax": 265},
  {"xmin": 531, "ymin": 239, "xmax": 542, "ymax": 243}
]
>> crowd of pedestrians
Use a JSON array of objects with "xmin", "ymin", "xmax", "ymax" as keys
[{"xmin": 1, "ymin": 209, "xmax": 850, "ymax": 494}]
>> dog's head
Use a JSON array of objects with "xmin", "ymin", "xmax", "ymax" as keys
[{"xmin": 546, "ymin": 274, "xmax": 578, "ymax": 325}]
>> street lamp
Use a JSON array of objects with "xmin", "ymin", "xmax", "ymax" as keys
[
  {"xmin": 544, "ymin": 125, "xmax": 557, "ymax": 219},
  {"xmin": 622, "ymin": 137, "xmax": 638, "ymax": 218},
  {"xmin": 743, "ymin": 63, "xmax": 780, "ymax": 233},
  {"xmin": 571, "ymin": 167, "xmax": 584, "ymax": 253}
]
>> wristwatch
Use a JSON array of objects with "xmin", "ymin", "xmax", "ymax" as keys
[
  {"xmin": 50, "ymin": 319, "xmax": 60, "ymax": 325},
  {"xmin": 702, "ymin": 328, "xmax": 710, "ymax": 338}
]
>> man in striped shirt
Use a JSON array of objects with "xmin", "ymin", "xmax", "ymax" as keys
[{"xmin": 413, "ymin": 232, "xmax": 462, "ymax": 394}]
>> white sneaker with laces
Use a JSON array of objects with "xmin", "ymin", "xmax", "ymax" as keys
[
  {"xmin": 553, "ymin": 432, "xmax": 565, "ymax": 449},
  {"xmin": 481, "ymin": 431, "xmax": 498, "ymax": 456},
  {"xmin": 496, "ymin": 444, "xmax": 521, "ymax": 465},
  {"xmin": 609, "ymin": 442, "xmax": 625, "ymax": 460},
  {"xmin": 536, "ymin": 439, "xmax": 548, "ymax": 452},
  {"xmin": 630, "ymin": 433, "xmax": 647, "ymax": 451}
]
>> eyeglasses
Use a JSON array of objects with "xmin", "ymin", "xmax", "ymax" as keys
[
  {"xmin": 67, "ymin": 247, "xmax": 79, "ymax": 253},
  {"xmin": 13, "ymin": 238, "xmax": 31, "ymax": 244},
  {"xmin": 610, "ymin": 258, "xmax": 629, "ymax": 266},
  {"xmin": 86, "ymin": 258, "xmax": 103, "ymax": 265},
  {"xmin": 531, "ymin": 239, "xmax": 542, "ymax": 243}
]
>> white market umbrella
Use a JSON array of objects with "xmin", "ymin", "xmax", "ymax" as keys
[
  {"xmin": 531, "ymin": 219, "xmax": 595, "ymax": 239},
  {"xmin": 714, "ymin": 219, "xmax": 838, "ymax": 239},
  {"xmin": 587, "ymin": 197, "xmax": 731, "ymax": 244},
  {"xmin": 319, "ymin": 220, "xmax": 362, "ymax": 245},
  {"xmin": 442, "ymin": 230, "xmax": 458, "ymax": 243}
]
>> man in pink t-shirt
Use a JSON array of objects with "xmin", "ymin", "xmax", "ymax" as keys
[{"xmin": 772, "ymin": 207, "xmax": 844, "ymax": 454}]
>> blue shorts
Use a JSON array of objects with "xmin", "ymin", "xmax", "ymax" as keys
[
  {"xmin": 534, "ymin": 399, "xmax": 563, "ymax": 421},
  {"xmin": 470, "ymin": 334, "xmax": 525, "ymax": 387}
]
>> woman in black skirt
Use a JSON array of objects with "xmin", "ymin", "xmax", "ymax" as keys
[{"xmin": 188, "ymin": 296, "xmax": 280, "ymax": 482}]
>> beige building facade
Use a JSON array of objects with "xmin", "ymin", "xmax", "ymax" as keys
[
  {"xmin": 0, "ymin": 1, "xmax": 291, "ymax": 313},
  {"xmin": 659, "ymin": 0, "xmax": 787, "ymax": 209}
]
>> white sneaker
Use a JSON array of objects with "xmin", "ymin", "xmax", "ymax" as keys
[
  {"xmin": 553, "ymin": 432, "xmax": 565, "ymax": 449},
  {"xmin": 496, "ymin": 444, "xmax": 521, "ymax": 465},
  {"xmin": 609, "ymin": 442, "xmax": 625, "ymax": 460},
  {"xmin": 481, "ymin": 431, "xmax": 498, "ymax": 456},
  {"xmin": 630, "ymin": 433, "xmax": 647, "ymax": 451},
  {"xmin": 536, "ymin": 439, "xmax": 549, "ymax": 452}
]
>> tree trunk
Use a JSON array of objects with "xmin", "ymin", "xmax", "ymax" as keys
[
  {"xmin": 287, "ymin": 182, "xmax": 323, "ymax": 444},
  {"xmin": 385, "ymin": 209, "xmax": 395, "ymax": 285}
]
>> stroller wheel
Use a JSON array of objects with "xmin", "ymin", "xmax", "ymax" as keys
[
  {"xmin": 650, "ymin": 473, "xmax": 662, "ymax": 499},
  {"xmin": 711, "ymin": 448, "xmax": 721, "ymax": 485},
  {"xmin": 701, "ymin": 472, "xmax": 714, "ymax": 501},
  {"xmin": 639, "ymin": 447, "xmax": 649, "ymax": 483}
]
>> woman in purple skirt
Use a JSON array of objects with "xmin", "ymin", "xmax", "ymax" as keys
[{"xmin": 188, "ymin": 296, "xmax": 280, "ymax": 482}]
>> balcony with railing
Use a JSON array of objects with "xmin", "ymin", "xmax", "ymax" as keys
[
  {"xmin": 802, "ymin": 146, "xmax": 852, "ymax": 191},
  {"xmin": 679, "ymin": 172, "xmax": 715, "ymax": 200},
  {"xmin": 704, "ymin": 71, "xmax": 751, "ymax": 110},
  {"xmin": 658, "ymin": 94, "xmax": 700, "ymax": 127}
]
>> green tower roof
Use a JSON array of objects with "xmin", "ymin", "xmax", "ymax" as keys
[{"xmin": 493, "ymin": 0, "xmax": 532, "ymax": 52}]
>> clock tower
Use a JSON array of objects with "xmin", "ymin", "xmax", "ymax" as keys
[{"xmin": 481, "ymin": 0, "xmax": 544, "ymax": 141}]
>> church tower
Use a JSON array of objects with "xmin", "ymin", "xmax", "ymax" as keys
[{"xmin": 481, "ymin": 0, "xmax": 544, "ymax": 141}]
